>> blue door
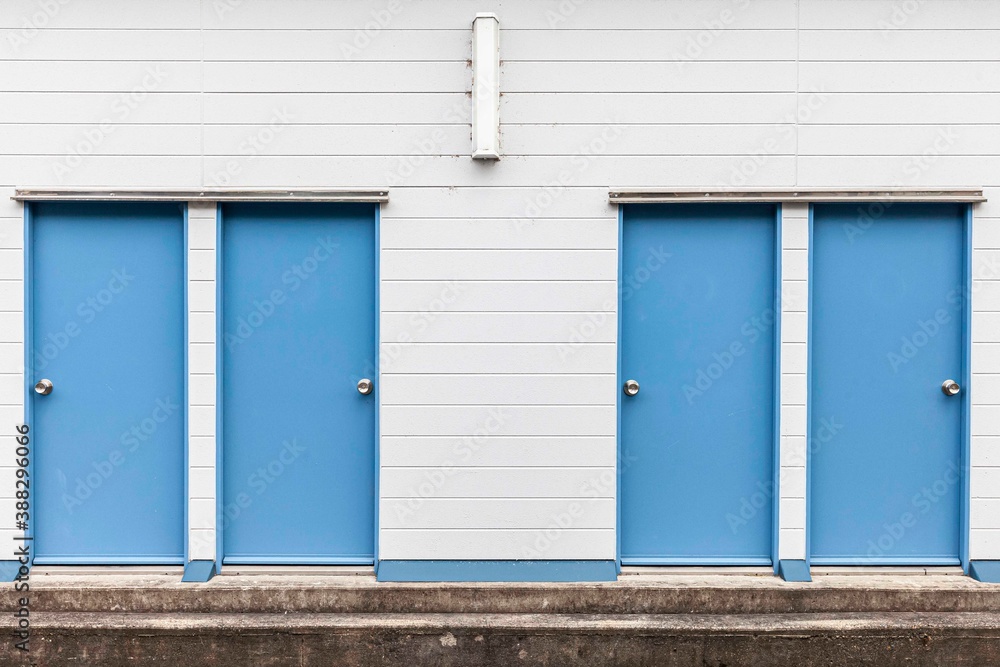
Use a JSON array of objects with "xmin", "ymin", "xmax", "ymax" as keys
[
  {"xmin": 31, "ymin": 202, "xmax": 185, "ymax": 564},
  {"xmin": 811, "ymin": 203, "xmax": 966, "ymax": 565},
  {"xmin": 621, "ymin": 204, "xmax": 777, "ymax": 565},
  {"xmin": 222, "ymin": 203, "xmax": 376, "ymax": 564}
]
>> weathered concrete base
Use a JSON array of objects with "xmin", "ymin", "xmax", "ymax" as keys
[
  {"xmin": 4, "ymin": 574, "xmax": 999, "ymax": 666},
  {"xmin": 8, "ymin": 611, "xmax": 1000, "ymax": 666}
]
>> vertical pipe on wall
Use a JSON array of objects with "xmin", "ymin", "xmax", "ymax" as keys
[{"xmin": 471, "ymin": 13, "xmax": 500, "ymax": 160}]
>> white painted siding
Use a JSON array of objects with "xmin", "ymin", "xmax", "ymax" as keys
[
  {"xmin": 778, "ymin": 203, "xmax": 809, "ymax": 561},
  {"xmin": 0, "ymin": 0, "xmax": 997, "ymax": 565},
  {"xmin": 187, "ymin": 203, "xmax": 218, "ymax": 561}
]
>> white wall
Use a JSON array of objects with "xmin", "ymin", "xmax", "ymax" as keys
[{"xmin": 0, "ymin": 0, "xmax": 998, "ymax": 563}]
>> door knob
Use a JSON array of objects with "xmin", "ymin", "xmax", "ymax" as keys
[
  {"xmin": 357, "ymin": 378, "xmax": 374, "ymax": 395},
  {"xmin": 623, "ymin": 379, "xmax": 640, "ymax": 396},
  {"xmin": 34, "ymin": 379, "xmax": 53, "ymax": 395},
  {"xmin": 941, "ymin": 379, "xmax": 960, "ymax": 396}
]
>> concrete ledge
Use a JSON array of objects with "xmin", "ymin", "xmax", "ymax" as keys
[
  {"xmin": 6, "ymin": 611, "xmax": 1000, "ymax": 666},
  {"xmin": 6, "ymin": 573, "xmax": 999, "ymax": 615}
]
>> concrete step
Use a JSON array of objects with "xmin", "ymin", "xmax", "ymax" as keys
[
  {"xmin": 8, "ymin": 572, "xmax": 1000, "ymax": 614},
  {"xmin": 6, "ymin": 611, "xmax": 1000, "ymax": 666},
  {"xmin": 5, "ymin": 574, "xmax": 999, "ymax": 665}
]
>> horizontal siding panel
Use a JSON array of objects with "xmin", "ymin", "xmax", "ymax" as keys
[
  {"xmin": 973, "ymin": 375, "xmax": 1000, "ymax": 404},
  {"xmin": 802, "ymin": 93, "xmax": 1000, "ymax": 125},
  {"xmin": 1, "ymin": 125, "xmax": 202, "ymax": 156},
  {"xmin": 380, "ymin": 280, "xmax": 617, "ymax": 312},
  {"xmin": 380, "ymin": 498, "xmax": 615, "ymax": 529},
  {"xmin": 799, "ymin": 125, "xmax": 1000, "ymax": 156},
  {"xmin": 0, "ymin": 0, "xmax": 200, "ymax": 28},
  {"xmin": 380, "ymin": 468, "xmax": 615, "ymax": 498},
  {"xmin": 381, "ymin": 312, "xmax": 616, "ymax": 343},
  {"xmin": 0, "ymin": 343, "xmax": 22, "ymax": 371},
  {"xmin": 205, "ymin": 30, "xmax": 469, "ymax": 61},
  {"xmin": 972, "ymin": 437, "xmax": 1000, "ymax": 467},
  {"xmin": 801, "ymin": 62, "xmax": 1000, "ymax": 93},
  {"xmin": 0, "ymin": 219, "xmax": 23, "ymax": 248},
  {"xmin": 199, "ymin": 0, "xmax": 794, "ymax": 31},
  {"xmin": 381, "ymin": 405, "xmax": 616, "ymax": 436},
  {"xmin": 502, "ymin": 29, "xmax": 796, "ymax": 61},
  {"xmin": 503, "ymin": 92, "xmax": 797, "ymax": 124},
  {"xmin": 205, "ymin": 124, "xmax": 469, "ymax": 156},
  {"xmin": 0, "ymin": 156, "xmax": 203, "ymax": 187},
  {"xmin": 1, "ymin": 62, "xmax": 200, "ymax": 92},
  {"xmin": 970, "ymin": 281, "xmax": 1000, "ymax": 311},
  {"xmin": 0, "ymin": 374, "xmax": 21, "ymax": 404},
  {"xmin": 385, "ymin": 187, "xmax": 611, "ymax": 218},
  {"xmin": 380, "ymin": 374, "xmax": 615, "ymax": 405},
  {"xmin": 378, "ymin": 528, "xmax": 615, "ymax": 560},
  {"xmin": 204, "ymin": 62, "xmax": 469, "ymax": 93},
  {"xmin": 0, "ymin": 314, "xmax": 22, "ymax": 344},
  {"xmin": 974, "ymin": 345, "xmax": 1000, "ymax": 374},
  {"xmin": 502, "ymin": 62, "xmax": 797, "ymax": 93},
  {"xmin": 204, "ymin": 92, "xmax": 471, "ymax": 125},
  {"xmin": 799, "ymin": 30, "xmax": 1000, "ymax": 61},
  {"xmin": 380, "ymin": 343, "xmax": 616, "ymax": 375},
  {"xmin": 380, "ymin": 219, "xmax": 616, "ymax": 250},
  {"xmin": 0, "ymin": 252, "xmax": 23, "ymax": 280},
  {"xmin": 972, "ymin": 468, "xmax": 1000, "ymax": 496},
  {"xmin": 501, "ymin": 123, "xmax": 796, "ymax": 156},
  {"xmin": 380, "ymin": 436, "xmax": 616, "ymax": 467},
  {"xmin": 973, "ymin": 220, "xmax": 1000, "ymax": 249},
  {"xmin": 797, "ymin": 156, "xmax": 1000, "ymax": 188},
  {"xmin": 0, "ymin": 93, "xmax": 201, "ymax": 124},
  {"xmin": 198, "ymin": 155, "xmax": 797, "ymax": 188},
  {"xmin": 381, "ymin": 250, "xmax": 617, "ymax": 280},
  {"xmin": 800, "ymin": 0, "xmax": 1000, "ymax": 29},
  {"xmin": 0, "ymin": 30, "xmax": 203, "ymax": 60},
  {"xmin": 971, "ymin": 529, "xmax": 1000, "ymax": 559},
  {"xmin": 0, "ymin": 282, "xmax": 23, "ymax": 311}
]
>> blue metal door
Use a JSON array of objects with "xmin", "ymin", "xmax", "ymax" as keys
[
  {"xmin": 222, "ymin": 203, "xmax": 376, "ymax": 564},
  {"xmin": 621, "ymin": 204, "xmax": 777, "ymax": 565},
  {"xmin": 811, "ymin": 203, "xmax": 966, "ymax": 565},
  {"xmin": 31, "ymin": 202, "xmax": 185, "ymax": 564}
]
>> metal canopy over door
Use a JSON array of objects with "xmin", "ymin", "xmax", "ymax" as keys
[
  {"xmin": 811, "ymin": 203, "xmax": 966, "ymax": 565},
  {"xmin": 222, "ymin": 202, "xmax": 376, "ymax": 564},
  {"xmin": 620, "ymin": 203, "xmax": 777, "ymax": 565},
  {"xmin": 31, "ymin": 202, "xmax": 186, "ymax": 564}
]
